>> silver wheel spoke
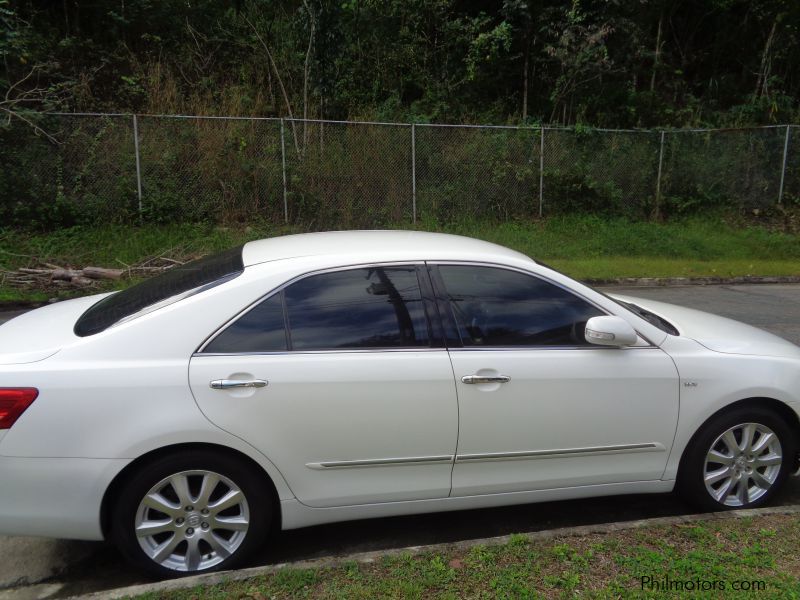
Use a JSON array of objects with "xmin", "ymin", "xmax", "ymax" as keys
[
  {"xmin": 737, "ymin": 479, "xmax": 749, "ymax": 504},
  {"xmin": 706, "ymin": 449, "xmax": 734, "ymax": 466},
  {"xmin": 751, "ymin": 432, "xmax": 774, "ymax": 454},
  {"xmin": 740, "ymin": 424, "xmax": 754, "ymax": 452},
  {"xmin": 212, "ymin": 515, "xmax": 249, "ymax": 532},
  {"xmin": 205, "ymin": 532, "xmax": 234, "ymax": 559},
  {"xmin": 714, "ymin": 477, "xmax": 736, "ymax": 502},
  {"xmin": 750, "ymin": 470, "xmax": 772, "ymax": 490},
  {"xmin": 209, "ymin": 489, "xmax": 244, "ymax": 514},
  {"xmin": 150, "ymin": 533, "xmax": 182, "ymax": 563},
  {"xmin": 169, "ymin": 474, "xmax": 192, "ymax": 507},
  {"xmin": 723, "ymin": 430, "xmax": 741, "ymax": 454},
  {"xmin": 136, "ymin": 519, "xmax": 174, "ymax": 537},
  {"xmin": 143, "ymin": 493, "xmax": 182, "ymax": 518},
  {"xmin": 196, "ymin": 473, "xmax": 220, "ymax": 507},
  {"xmin": 705, "ymin": 466, "xmax": 732, "ymax": 485},
  {"xmin": 754, "ymin": 453, "xmax": 781, "ymax": 467},
  {"xmin": 185, "ymin": 537, "xmax": 202, "ymax": 572}
]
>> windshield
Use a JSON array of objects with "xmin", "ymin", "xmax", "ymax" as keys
[{"xmin": 74, "ymin": 246, "xmax": 244, "ymax": 337}]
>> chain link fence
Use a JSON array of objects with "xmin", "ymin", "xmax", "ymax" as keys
[{"xmin": 0, "ymin": 114, "xmax": 797, "ymax": 229}]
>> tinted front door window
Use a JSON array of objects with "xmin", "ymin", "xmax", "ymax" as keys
[{"xmin": 437, "ymin": 266, "xmax": 603, "ymax": 346}]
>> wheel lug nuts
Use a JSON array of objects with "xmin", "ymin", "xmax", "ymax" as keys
[
  {"xmin": 186, "ymin": 527, "xmax": 194, "ymax": 535},
  {"xmin": 185, "ymin": 506, "xmax": 194, "ymax": 512},
  {"xmin": 176, "ymin": 517, "xmax": 184, "ymax": 525},
  {"xmin": 201, "ymin": 522, "xmax": 209, "ymax": 530},
  {"xmin": 201, "ymin": 509, "xmax": 209, "ymax": 515}
]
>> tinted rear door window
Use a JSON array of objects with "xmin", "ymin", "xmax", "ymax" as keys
[{"xmin": 286, "ymin": 267, "xmax": 430, "ymax": 350}]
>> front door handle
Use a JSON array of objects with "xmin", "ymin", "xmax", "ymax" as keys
[
  {"xmin": 210, "ymin": 379, "xmax": 268, "ymax": 390},
  {"xmin": 461, "ymin": 375, "xmax": 511, "ymax": 384}
]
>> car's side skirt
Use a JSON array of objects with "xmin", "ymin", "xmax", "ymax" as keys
[{"xmin": 279, "ymin": 479, "xmax": 675, "ymax": 530}]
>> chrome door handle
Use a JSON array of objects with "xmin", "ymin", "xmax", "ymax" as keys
[
  {"xmin": 461, "ymin": 375, "xmax": 511, "ymax": 384},
  {"xmin": 210, "ymin": 379, "xmax": 268, "ymax": 390}
]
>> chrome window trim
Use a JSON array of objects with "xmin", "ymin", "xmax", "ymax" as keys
[
  {"xmin": 427, "ymin": 260, "xmax": 657, "ymax": 348},
  {"xmin": 194, "ymin": 347, "xmax": 449, "ymax": 358},
  {"xmin": 447, "ymin": 345, "xmax": 659, "ymax": 352},
  {"xmin": 455, "ymin": 442, "xmax": 664, "ymax": 463}
]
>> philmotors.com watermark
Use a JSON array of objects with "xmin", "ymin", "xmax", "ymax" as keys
[{"xmin": 641, "ymin": 575, "xmax": 767, "ymax": 593}]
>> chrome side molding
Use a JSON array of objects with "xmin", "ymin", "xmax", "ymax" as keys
[{"xmin": 306, "ymin": 455, "xmax": 454, "ymax": 470}]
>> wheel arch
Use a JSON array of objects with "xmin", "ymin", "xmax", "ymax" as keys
[
  {"xmin": 100, "ymin": 442, "xmax": 282, "ymax": 539},
  {"xmin": 678, "ymin": 396, "xmax": 800, "ymax": 478}
]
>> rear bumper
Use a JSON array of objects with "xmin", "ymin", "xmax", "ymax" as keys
[{"xmin": 0, "ymin": 455, "xmax": 129, "ymax": 541}]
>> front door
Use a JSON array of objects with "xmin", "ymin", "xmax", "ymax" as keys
[{"xmin": 431, "ymin": 264, "xmax": 680, "ymax": 496}]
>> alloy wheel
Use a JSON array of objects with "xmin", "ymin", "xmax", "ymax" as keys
[
  {"xmin": 703, "ymin": 422, "xmax": 782, "ymax": 507},
  {"xmin": 134, "ymin": 469, "xmax": 250, "ymax": 572}
]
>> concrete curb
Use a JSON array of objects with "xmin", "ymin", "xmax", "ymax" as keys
[
  {"xmin": 587, "ymin": 275, "xmax": 800, "ymax": 287},
  {"xmin": 588, "ymin": 275, "xmax": 800, "ymax": 287},
  {"xmin": 78, "ymin": 505, "xmax": 800, "ymax": 599}
]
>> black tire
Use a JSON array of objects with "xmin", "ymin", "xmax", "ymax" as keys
[
  {"xmin": 678, "ymin": 405, "xmax": 796, "ymax": 512},
  {"xmin": 110, "ymin": 450, "xmax": 272, "ymax": 578}
]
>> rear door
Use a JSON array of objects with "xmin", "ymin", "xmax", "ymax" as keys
[{"xmin": 189, "ymin": 264, "xmax": 459, "ymax": 508}]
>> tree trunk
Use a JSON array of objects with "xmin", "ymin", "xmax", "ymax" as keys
[
  {"xmin": 650, "ymin": 11, "xmax": 663, "ymax": 92},
  {"xmin": 521, "ymin": 40, "xmax": 529, "ymax": 121},
  {"xmin": 244, "ymin": 15, "xmax": 300, "ymax": 154},
  {"xmin": 755, "ymin": 16, "xmax": 779, "ymax": 98},
  {"xmin": 302, "ymin": 1, "xmax": 316, "ymax": 154}
]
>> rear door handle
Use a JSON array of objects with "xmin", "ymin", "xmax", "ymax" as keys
[
  {"xmin": 210, "ymin": 379, "xmax": 268, "ymax": 390},
  {"xmin": 461, "ymin": 375, "xmax": 511, "ymax": 384}
]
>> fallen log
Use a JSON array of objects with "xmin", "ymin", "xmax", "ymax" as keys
[
  {"xmin": 82, "ymin": 266, "xmax": 123, "ymax": 280},
  {"xmin": 51, "ymin": 268, "xmax": 83, "ymax": 281}
]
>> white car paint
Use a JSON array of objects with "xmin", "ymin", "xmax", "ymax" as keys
[{"xmin": 0, "ymin": 230, "xmax": 798, "ymax": 545}]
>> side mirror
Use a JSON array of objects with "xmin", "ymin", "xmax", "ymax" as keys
[{"xmin": 585, "ymin": 316, "xmax": 638, "ymax": 347}]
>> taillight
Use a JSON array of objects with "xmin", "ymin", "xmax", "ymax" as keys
[{"xmin": 0, "ymin": 388, "xmax": 38, "ymax": 429}]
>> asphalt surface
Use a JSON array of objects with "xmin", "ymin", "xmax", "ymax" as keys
[{"xmin": 0, "ymin": 283, "xmax": 799, "ymax": 599}]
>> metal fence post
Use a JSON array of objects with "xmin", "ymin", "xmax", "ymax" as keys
[
  {"xmin": 538, "ymin": 126, "xmax": 545, "ymax": 217},
  {"xmin": 778, "ymin": 125, "xmax": 791, "ymax": 205},
  {"xmin": 132, "ymin": 114, "xmax": 143, "ymax": 218},
  {"xmin": 654, "ymin": 130, "xmax": 666, "ymax": 218},
  {"xmin": 280, "ymin": 118, "xmax": 289, "ymax": 223},
  {"xmin": 411, "ymin": 123, "xmax": 417, "ymax": 223}
]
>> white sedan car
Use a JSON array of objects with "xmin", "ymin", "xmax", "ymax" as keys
[{"xmin": 1, "ymin": 231, "xmax": 798, "ymax": 577}]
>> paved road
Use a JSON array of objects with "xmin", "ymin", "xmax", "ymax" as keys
[{"xmin": 0, "ymin": 283, "xmax": 799, "ymax": 599}]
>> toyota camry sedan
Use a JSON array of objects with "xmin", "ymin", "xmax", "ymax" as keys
[{"xmin": 1, "ymin": 231, "xmax": 799, "ymax": 577}]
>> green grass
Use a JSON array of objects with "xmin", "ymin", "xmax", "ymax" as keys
[
  {"xmin": 1, "ymin": 215, "xmax": 799, "ymax": 303},
  {"xmin": 134, "ymin": 513, "xmax": 800, "ymax": 599}
]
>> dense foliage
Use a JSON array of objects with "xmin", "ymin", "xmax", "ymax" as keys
[{"xmin": 2, "ymin": 0, "xmax": 800, "ymax": 127}]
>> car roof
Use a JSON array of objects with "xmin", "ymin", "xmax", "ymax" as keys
[{"xmin": 241, "ymin": 230, "xmax": 535, "ymax": 267}]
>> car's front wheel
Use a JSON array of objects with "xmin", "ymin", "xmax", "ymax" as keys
[
  {"xmin": 110, "ymin": 450, "xmax": 271, "ymax": 578},
  {"xmin": 679, "ymin": 406, "xmax": 796, "ymax": 511}
]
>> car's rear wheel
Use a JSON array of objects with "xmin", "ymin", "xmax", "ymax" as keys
[
  {"xmin": 110, "ymin": 450, "xmax": 271, "ymax": 578},
  {"xmin": 679, "ymin": 406, "xmax": 795, "ymax": 511}
]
